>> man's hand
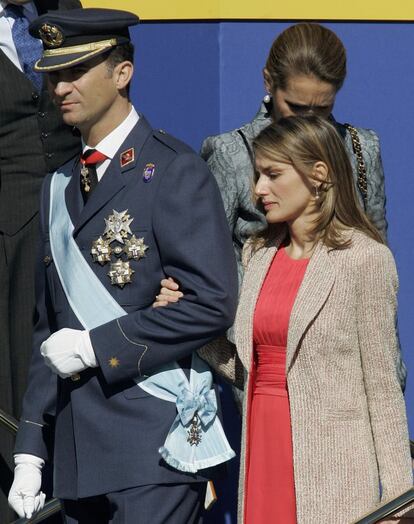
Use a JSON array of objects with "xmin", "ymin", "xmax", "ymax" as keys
[
  {"xmin": 40, "ymin": 328, "xmax": 97, "ymax": 378},
  {"xmin": 8, "ymin": 454, "xmax": 45, "ymax": 519},
  {"xmin": 153, "ymin": 277, "xmax": 182, "ymax": 308}
]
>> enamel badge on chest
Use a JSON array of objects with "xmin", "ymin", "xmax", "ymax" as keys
[{"xmin": 90, "ymin": 210, "xmax": 148, "ymax": 288}]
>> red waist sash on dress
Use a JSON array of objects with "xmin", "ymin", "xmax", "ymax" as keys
[{"xmin": 253, "ymin": 344, "xmax": 287, "ymax": 397}]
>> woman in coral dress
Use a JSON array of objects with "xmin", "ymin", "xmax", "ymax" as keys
[{"xmin": 155, "ymin": 116, "xmax": 414, "ymax": 524}]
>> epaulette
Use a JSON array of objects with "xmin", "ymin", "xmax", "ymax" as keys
[{"xmin": 152, "ymin": 129, "xmax": 193, "ymax": 155}]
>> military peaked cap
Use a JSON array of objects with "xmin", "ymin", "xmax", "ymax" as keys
[{"xmin": 29, "ymin": 8, "xmax": 139, "ymax": 72}]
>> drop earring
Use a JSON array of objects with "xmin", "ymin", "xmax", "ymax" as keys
[{"xmin": 314, "ymin": 185, "xmax": 320, "ymax": 200}]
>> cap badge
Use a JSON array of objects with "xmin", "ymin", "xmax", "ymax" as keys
[
  {"xmin": 39, "ymin": 23, "xmax": 64, "ymax": 49},
  {"xmin": 120, "ymin": 148, "xmax": 135, "ymax": 168},
  {"xmin": 143, "ymin": 163, "xmax": 155, "ymax": 183}
]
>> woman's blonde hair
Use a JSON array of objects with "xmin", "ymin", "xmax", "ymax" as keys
[
  {"xmin": 265, "ymin": 23, "xmax": 346, "ymax": 92},
  {"xmin": 252, "ymin": 116, "xmax": 384, "ymax": 249}
]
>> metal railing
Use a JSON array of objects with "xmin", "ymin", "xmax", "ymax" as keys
[
  {"xmin": 13, "ymin": 499, "xmax": 62, "ymax": 524},
  {"xmin": 2, "ymin": 407, "xmax": 414, "ymax": 524},
  {"xmin": 0, "ymin": 408, "xmax": 18, "ymax": 434},
  {"xmin": 353, "ymin": 487, "xmax": 414, "ymax": 523}
]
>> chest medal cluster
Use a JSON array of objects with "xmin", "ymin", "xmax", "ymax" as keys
[{"xmin": 91, "ymin": 209, "xmax": 148, "ymax": 288}]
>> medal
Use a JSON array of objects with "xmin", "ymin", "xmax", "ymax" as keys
[
  {"xmin": 91, "ymin": 236, "xmax": 111, "ymax": 265},
  {"xmin": 124, "ymin": 235, "xmax": 148, "ymax": 260},
  {"xmin": 187, "ymin": 414, "xmax": 202, "ymax": 446},
  {"xmin": 104, "ymin": 209, "xmax": 133, "ymax": 244},
  {"xmin": 90, "ymin": 209, "xmax": 148, "ymax": 287},
  {"xmin": 80, "ymin": 165, "xmax": 91, "ymax": 192},
  {"xmin": 108, "ymin": 260, "xmax": 134, "ymax": 288}
]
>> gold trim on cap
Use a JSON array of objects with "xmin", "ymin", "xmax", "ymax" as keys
[
  {"xmin": 43, "ymin": 39, "xmax": 118, "ymax": 57},
  {"xmin": 34, "ymin": 47, "xmax": 113, "ymax": 72}
]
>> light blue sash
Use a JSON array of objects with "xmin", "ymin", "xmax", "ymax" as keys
[{"xmin": 48, "ymin": 170, "xmax": 235, "ymax": 473}]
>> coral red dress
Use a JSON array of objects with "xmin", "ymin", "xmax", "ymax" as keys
[{"xmin": 244, "ymin": 246, "xmax": 309, "ymax": 524}]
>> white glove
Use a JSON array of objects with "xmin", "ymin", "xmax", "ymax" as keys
[
  {"xmin": 40, "ymin": 328, "xmax": 98, "ymax": 378},
  {"xmin": 8, "ymin": 454, "xmax": 45, "ymax": 519}
]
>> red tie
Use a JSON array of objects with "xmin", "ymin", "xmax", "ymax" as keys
[{"xmin": 80, "ymin": 149, "xmax": 108, "ymax": 200}]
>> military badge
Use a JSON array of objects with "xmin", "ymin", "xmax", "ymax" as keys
[
  {"xmin": 120, "ymin": 148, "xmax": 135, "ymax": 168},
  {"xmin": 187, "ymin": 414, "xmax": 202, "ymax": 446},
  {"xmin": 108, "ymin": 260, "xmax": 134, "ymax": 288},
  {"xmin": 91, "ymin": 236, "xmax": 111, "ymax": 265},
  {"xmin": 80, "ymin": 165, "xmax": 91, "ymax": 192},
  {"xmin": 104, "ymin": 210, "xmax": 133, "ymax": 244},
  {"xmin": 39, "ymin": 23, "xmax": 64, "ymax": 48},
  {"xmin": 143, "ymin": 163, "xmax": 155, "ymax": 183},
  {"xmin": 108, "ymin": 357, "xmax": 120, "ymax": 368},
  {"xmin": 124, "ymin": 235, "xmax": 148, "ymax": 260},
  {"xmin": 91, "ymin": 210, "xmax": 148, "ymax": 288}
]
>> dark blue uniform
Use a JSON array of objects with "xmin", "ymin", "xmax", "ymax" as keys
[{"xmin": 15, "ymin": 115, "xmax": 238, "ymax": 521}]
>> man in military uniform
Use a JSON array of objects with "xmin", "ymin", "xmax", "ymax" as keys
[{"xmin": 8, "ymin": 8, "xmax": 237, "ymax": 523}]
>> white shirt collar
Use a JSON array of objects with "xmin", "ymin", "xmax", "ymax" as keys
[{"xmin": 82, "ymin": 105, "xmax": 139, "ymax": 159}]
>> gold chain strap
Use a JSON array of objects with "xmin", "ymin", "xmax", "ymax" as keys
[{"xmin": 344, "ymin": 123, "xmax": 368, "ymax": 207}]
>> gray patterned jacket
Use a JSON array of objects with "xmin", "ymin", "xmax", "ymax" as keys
[{"xmin": 201, "ymin": 103, "xmax": 407, "ymax": 389}]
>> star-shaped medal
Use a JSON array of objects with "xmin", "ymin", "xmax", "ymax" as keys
[
  {"xmin": 91, "ymin": 236, "xmax": 112, "ymax": 265},
  {"xmin": 104, "ymin": 209, "xmax": 133, "ymax": 244},
  {"xmin": 124, "ymin": 235, "xmax": 148, "ymax": 261},
  {"xmin": 108, "ymin": 260, "xmax": 135, "ymax": 288}
]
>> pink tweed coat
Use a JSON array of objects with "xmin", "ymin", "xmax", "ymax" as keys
[{"xmin": 200, "ymin": 230, "xmax": 413, "ymax": 523}]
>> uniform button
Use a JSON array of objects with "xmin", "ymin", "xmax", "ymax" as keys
[
  {"xmin": 71, "ymin": 373, "xmax": 81, "ymax": 382},
  {"xmin": 46, "ymin": 152, "xmax": 54, "ymax": 159},
  {"xmin": 41, "ymin": 132, "xmax": 48, "ymax": 139},
  {"xmin": 32, "ymin": 92, "xmax": 39, "ymax": 101},
  {"xmin": 38, "ymin": 111, "xmax": 46, "ymax": 118},
  {"xmin": 43, "ymin": 255, "xmax": 52, "ymax": 266}
]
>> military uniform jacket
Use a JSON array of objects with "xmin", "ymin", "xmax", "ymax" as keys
[{"xmin": 15, "ymin": 115, "xmax": 238, "ymax": 499}]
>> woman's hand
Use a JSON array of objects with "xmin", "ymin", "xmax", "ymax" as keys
[{"xmin": 152, "ymin": 277, "xmax": 183, "ymax": 308}]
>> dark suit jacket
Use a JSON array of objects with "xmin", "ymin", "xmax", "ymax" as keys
[
  {"xmin": 0, "ymin": 0, "xmax": 81, "ymax": 235},
  {"xmin": 15, "ymin": 116, "xmax": 238, "ymax": 499}
]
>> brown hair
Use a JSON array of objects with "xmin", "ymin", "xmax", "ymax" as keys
[
  {"xmin": 252, "ymin": 116, "xmax": 384, "ymax": 249},
  {"xmin": 104, "ymin": 43, "xmax": 134, "ymax": 96},
  {"xmin": 265, "ymin": 23, "xmax": 346, "ymax": 92}
]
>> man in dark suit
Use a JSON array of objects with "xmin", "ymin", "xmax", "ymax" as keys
[
  {"xmin": 0, "ymin": 0, "xmax": 81, "ymax": 520},
  {"xmin": 8, "ymin": 8, "xmax": 238, "ymax": 523}
]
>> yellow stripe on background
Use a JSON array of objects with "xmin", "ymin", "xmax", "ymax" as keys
[{"xmin": 83, "ymin": 0, "xmax": 414, "ymax": 21}]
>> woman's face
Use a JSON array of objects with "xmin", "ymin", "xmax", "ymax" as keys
[
  {"xmin": 254, "ymin": 153, "xmax": 317, "ymax": 226},
  {"xmin": 268, "ymin": 74, "xmax": 336, "ymax": 122}
]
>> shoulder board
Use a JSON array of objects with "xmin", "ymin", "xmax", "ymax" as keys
[{"xmin": 152, "ymin": 129, "xmax": 193, "ymax": 155}]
